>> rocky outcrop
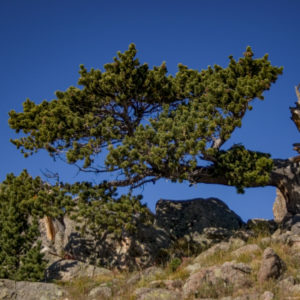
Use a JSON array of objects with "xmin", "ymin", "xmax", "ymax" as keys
[
  {"xmin": 155, "ymin": 198, "xmax": 244, "ymax": 239},
  {"xmin": 148, "ymin": 279, "xmax": 183, "ymax": 291},
  {"xmin": 46, "ymin": 259, "xmax": 113, "ymax": 281},
  {"xmin": 231, "ymin": 244, "xmax": 261, "ymax": 258},
  {"xmin": 183, "ymin": 261, "xmax": 252, "ymax": 298},
  {"xmin": 281, "ymin": 213, "xmax": 300, "ymax": 230},
  {"xmin": 0, "ymin": 279, "xmax": 66, "ymax": 300},
  {"xmin": 126, "ymin": 266, "xmax": 166, "ymax": 287},
  {"xmin": 246, "ymin": 218, "xmax": 277, "ymax": 235},
  {"xmin": 257, "ymin": 247, "xmax": 286, "ymax": 282},
  {"xmin": 194, "ymin": 240, "xmax": 232, "ymax": 263},
  {"xmin": 88, "ymin": 285, "xmax": 112, "ymax": 299},
  {"xmin": 4, "ymin": 219, "xmax": 300, "ymax": 299},
  {"xmin": 40, "ymin": 215, "xmax": 171, "ymax": 270},
  {"xmin": 273, "ymin": 188, "xmax": 288, "ymax": 223},
  {"xmin": 39, "ymin": 215, "xmax": 95, "ymax": 264},
  {"xmin": 40, "ymin": 197, "xmax": 244, "ymax": 270}
]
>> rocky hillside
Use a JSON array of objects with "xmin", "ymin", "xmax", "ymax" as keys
[{"xmin": 1, "ymin": 198, "xmax": 300, "ymax": 299}]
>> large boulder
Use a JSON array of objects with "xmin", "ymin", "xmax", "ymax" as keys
[
  {"xmin": 0, "ymin": 279, "xmax": 66, "ymax": 300},
  {"xmin": 183, "ymin": 261, "xmax": 252, "ymax": 298},
  {"xmin": 257, "ymin": 247, "xmax": 286, "ymax": 282},
  {"xmin": 46, "ymin": 259, "xmax": 113, "ymax": 281},
  {"xmin": 155, "ymin": 198, "xmax": 244, "ymax": 238},
  {"xmin": 88, "ymin": 286, "xmax": 112, "ymax": 299}
]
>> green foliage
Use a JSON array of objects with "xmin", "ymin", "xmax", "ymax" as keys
[
  {"xmin": 214, "ymin": 144, "xmax": 274, "ymax": 193},
  {"xmin": 0, "ymin": 170, "xmax": 73, "ymax": 219},
  {"xmin": 0, "ymin": 170, "xmax": 73, "ymax": 280},
  {"xmin": 64, "ymin": 182, "xmax": 153, "ymax": 239},
  {"xmin": 0, "ymin": 171, "xmax": 52, "ymax": 280},
  {"xmin": 8, "ymin": 44, "xmax": 282, "ymax": 190},
  {"xmin": 7, "ymin": 45, "xmax": 283, "ymax": 247},
  {"xmin": 168, "ymin": 257, "xmax": 182, "ymax": 272}
]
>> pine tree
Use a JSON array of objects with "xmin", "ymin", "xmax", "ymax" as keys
[
  {"xmin": 0, "ymin": 170, "xmax": 71, "ymax": 281},
  {"xmin": 8, "ymin": 44, "xmax": 300, "ymax": 218}
]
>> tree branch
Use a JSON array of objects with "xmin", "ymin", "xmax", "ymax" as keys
[
  {"xmin": 104, "ymin": 170, "xmax": 157, "ymax": 188},
  {"xmin": 295, "ymin": 84, "xmax": 300, "ymax": 105}
]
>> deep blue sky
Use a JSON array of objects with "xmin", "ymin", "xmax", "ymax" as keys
[{"xmin": 1, "ymin": 1, "xmax": 300, "ymax": 221}]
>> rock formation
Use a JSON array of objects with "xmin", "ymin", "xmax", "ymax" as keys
[
  {"xmin": 4, "ymin": 196, "xmax": 300, "ymax": 299},
  {"xmin": 258, "ymin": 247, "xmax": 286, "ymax": 282},
  {"xmin": 40, "ymin": 197, "xmax": 244, "ymax": 269},
  {"xmin": 273, "ymin": 188, "xmax": 289, "ymax": 223},
  {"xmin": 155, "ymin": 198, "xmax": 244, "ymax": 238}
]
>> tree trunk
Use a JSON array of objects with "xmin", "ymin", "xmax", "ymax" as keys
[
  {"xmin": 273, "ymin": 85, "xmax": 300, "ymax": 217},
  {"xmin": 270, "ymin": 159, "xmax": 300, "ymax": 216}
]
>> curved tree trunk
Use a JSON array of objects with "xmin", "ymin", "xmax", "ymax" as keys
[
  {"xmin": 270, "ymin": 159, "xmax": 300, "ymax": 217},
  {"xmin": 275, "ymin": 84, "xmax": 300, "ymax": 216}
]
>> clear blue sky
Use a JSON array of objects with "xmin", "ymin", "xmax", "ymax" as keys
[{"xmin": 1, "ymin": 0, "xmax": 300, "ymax": 221}]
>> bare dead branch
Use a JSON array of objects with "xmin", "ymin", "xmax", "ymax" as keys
[{"xmin": 295, "ymin": 84, "xmax": 300, "ymax": 104}]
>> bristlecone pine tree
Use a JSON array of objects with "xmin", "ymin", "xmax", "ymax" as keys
[
  {"xmin": 7, "ymin": 44, "xmax": 300, "ymax": 228},
  {"xmin": 0, "ymin": 170, "xmax": 71, "ymax": 281}
]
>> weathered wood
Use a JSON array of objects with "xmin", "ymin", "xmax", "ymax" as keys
[
  {"xmin": 44, "ymin": 215, "xmax": 56, "ymax": 242},
  {"xmin": 295, "ymin": 84, "xmax": 300, "ymax": 104},
  {"xmin": 291, "ymin": 84, "xmax": 300, "ymax": 132},
  {"xmin": 270, "ymin": 159, "xmax": 300, "ymax": 215}
]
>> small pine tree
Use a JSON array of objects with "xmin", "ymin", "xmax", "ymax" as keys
[{"xmin": 0, "ymin": 170, "xmax": 71, "ymax": 281}]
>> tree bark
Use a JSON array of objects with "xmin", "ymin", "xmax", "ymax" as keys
[
  {"xmin": 274, "ymin": 86, "xmax": 300, "ymax": 216},
  {"xmin": 270, "ymin": 158, "xmax": 300, "ymax": 215}
]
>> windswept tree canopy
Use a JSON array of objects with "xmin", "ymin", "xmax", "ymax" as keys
[{"xmin": 9, "ymin": 44, "xmax": 283, "ymax": 195}]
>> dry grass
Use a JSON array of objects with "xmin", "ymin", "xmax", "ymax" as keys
[
  {"xmin": 56, "ymin": 232, "xmax": 300, "ymax": 300},
  {"xmin": 195, "ymin": 279, "xmax": 234, "ymax": 299},
  {"xmin": 195, "ymin": 248, "xmax": 232, "ymax": 267},
  {"xmin": 59, "ymin": 271, "xmax": 130, "ymax": 300},
  {"xmin": 59, "ymin": 273, "xmax": 115, "ymax": 299}
]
